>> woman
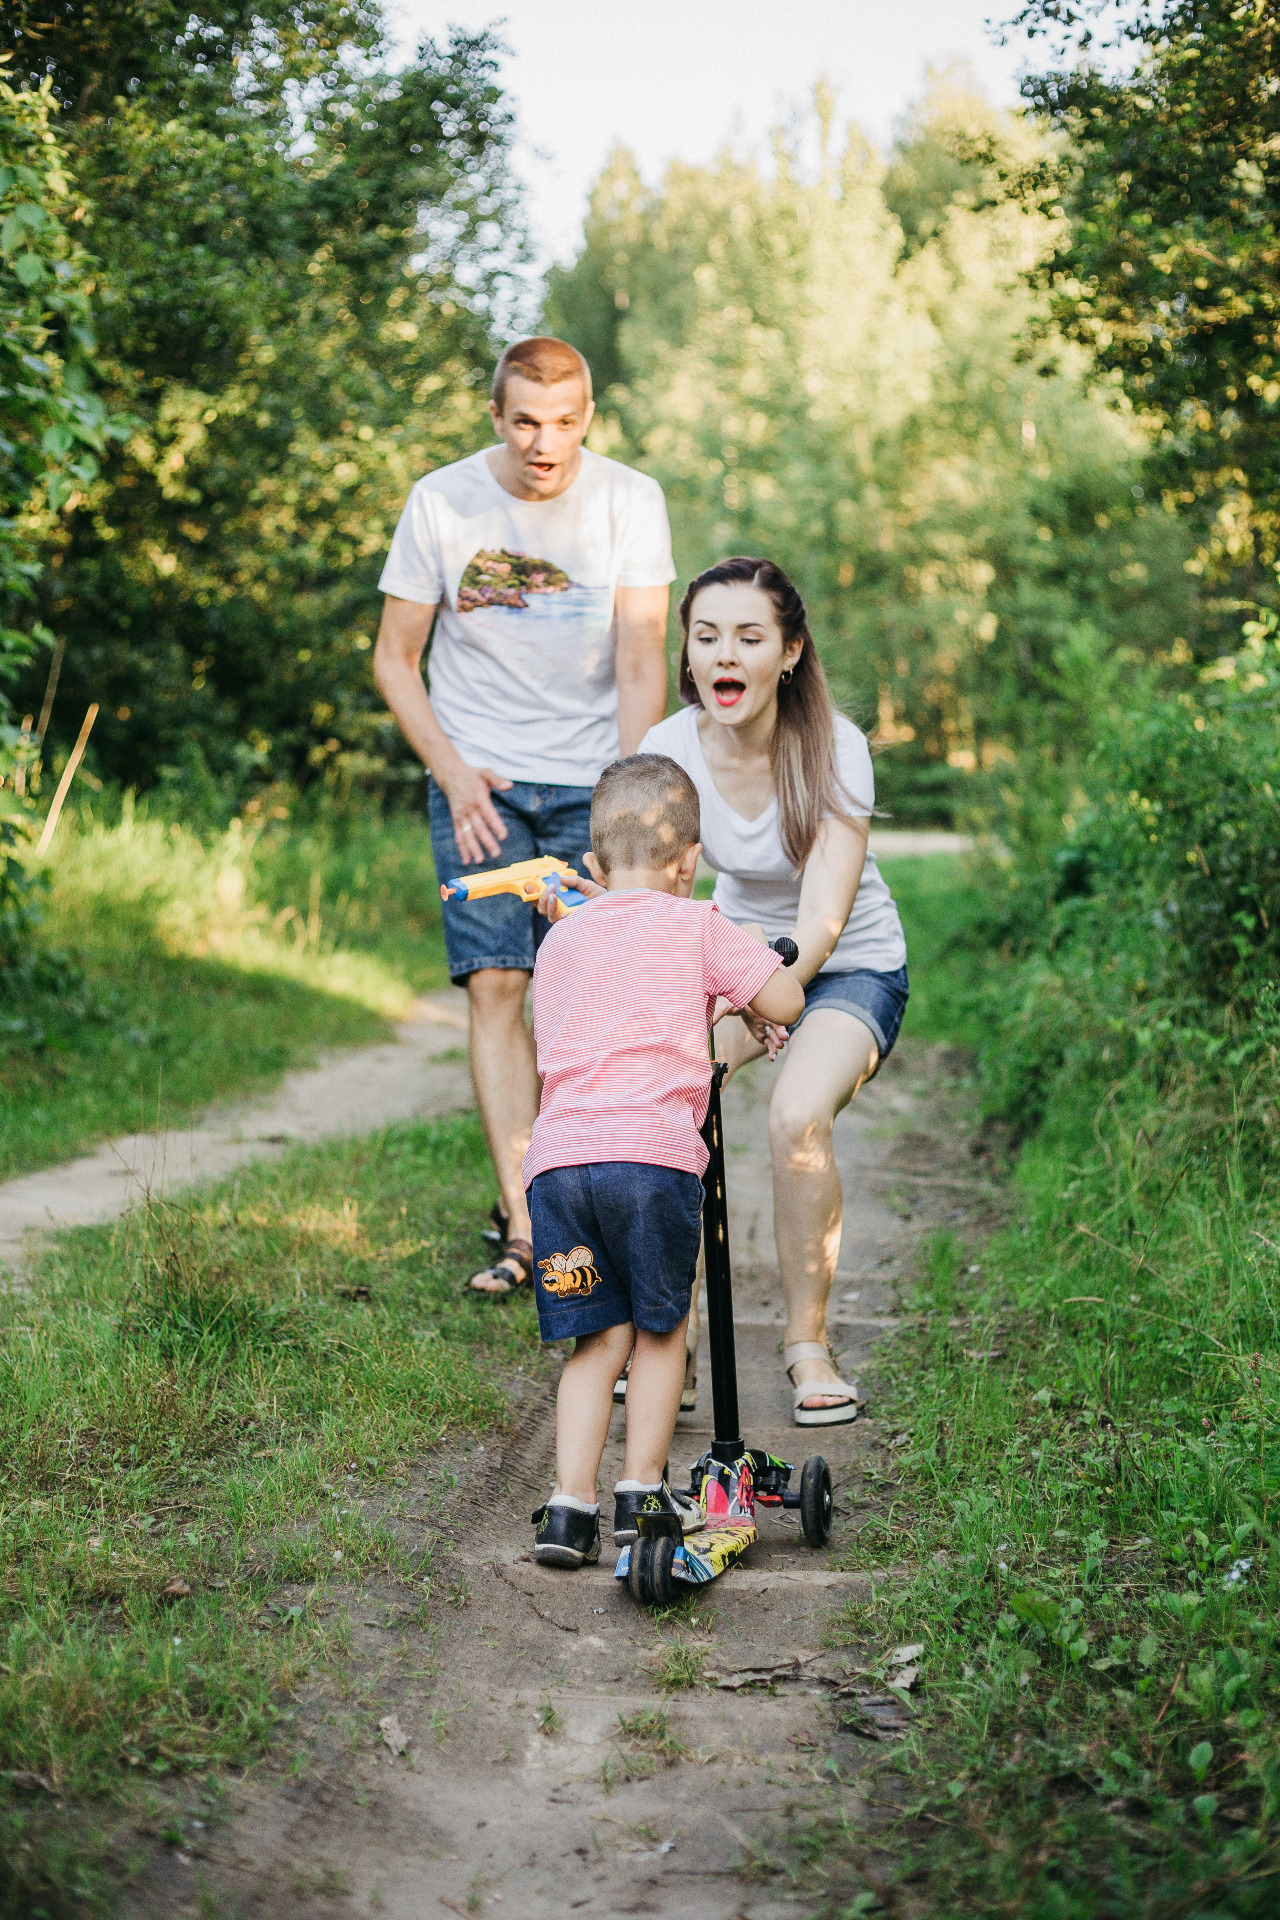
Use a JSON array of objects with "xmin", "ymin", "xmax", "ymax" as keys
[{"xmin": 639, "ymin": 557, "xmax": 908, "ymax": 1425}]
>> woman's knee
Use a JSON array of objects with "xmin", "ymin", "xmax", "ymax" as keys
[{"xmin": 768, "ymin": 1093, "xmax": 833, "ymax": 1174}]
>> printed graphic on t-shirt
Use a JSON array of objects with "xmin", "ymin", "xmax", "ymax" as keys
[
  {"xmin": 537, "ymin": 1245, "xmax": 603, "ymax": 1297},
  {"xmin": 454, "ymin": 546, "xmax": 613, "ymax": 657},
  {"xmin": 457, "ymin": 548, "xmax": 572, "ymax": 611}
]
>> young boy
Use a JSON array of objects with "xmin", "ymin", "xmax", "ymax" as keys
[{"xmin": 524, "ymin": 753, "xmax": 805, "ymax": 1567}]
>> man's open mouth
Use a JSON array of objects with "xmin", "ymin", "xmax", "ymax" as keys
[{"xmin": 712, "ymin": 677, "xmax": 746, "ymax": 707}]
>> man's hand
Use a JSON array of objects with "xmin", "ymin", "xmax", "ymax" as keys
[
  {"xmin": 373, "ymin": 594, "xmax": 512, "ymax": 861},
  {"xmin": 438, "ymin": 762, "xmax": 513, "ymax": 865}
]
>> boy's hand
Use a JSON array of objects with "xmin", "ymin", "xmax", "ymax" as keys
[{"xmin": 536, "ymin": 867, "xmax": 605, "ymax": 921}]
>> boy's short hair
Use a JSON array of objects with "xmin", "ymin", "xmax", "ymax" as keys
[
  {"xmin": 492, "ymin": 336, "xmax": 592, "ymax": 414},
  {"xmin": 591, "ymin": 754, "xmax": 701, "ymax": 875}
]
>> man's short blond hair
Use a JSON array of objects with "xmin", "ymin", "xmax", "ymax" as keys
[
  {"xmin": 492, "ymin": 336, "xmax": 592, "ymax": 414},
  {"xmin": 590, "ymin": 754, "xmax": 701, "ymax": 876}
]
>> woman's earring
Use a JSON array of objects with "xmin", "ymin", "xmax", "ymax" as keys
[{"xmin": 780, "ymin": 667, "xmax": 794, "ymax": 684}]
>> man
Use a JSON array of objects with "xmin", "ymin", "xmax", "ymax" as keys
[{"xmin": 373, "ymin": 336, "xmax": 674, "ymax": 1293}]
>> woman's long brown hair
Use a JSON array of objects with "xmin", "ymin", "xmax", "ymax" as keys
[{"xmin": 677, "ymin": 557, "xmax": 857, "ymax": 869}]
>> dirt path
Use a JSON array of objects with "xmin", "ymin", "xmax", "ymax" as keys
[
  {"xmin": 123, "ymin": 1035, "xmax": 985, "ymax": 1919},
  {"xmin": 0, "ymin": 991, "xmax": 472, "ymax": 1280}
]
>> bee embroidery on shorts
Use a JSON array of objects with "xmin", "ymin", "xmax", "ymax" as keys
[{"xmin": 538, "ymin": 1245, "xmax": 603, "ymax": 1297}]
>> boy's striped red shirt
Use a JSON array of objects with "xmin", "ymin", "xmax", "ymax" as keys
[{"xmin": 522, "ymin": 890, "xmax": 782, "ymax": 1187}]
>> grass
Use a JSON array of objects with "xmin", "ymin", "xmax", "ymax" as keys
[
  {"xmin": 790, "ymin": 856, "xmax": 1280, "ymax": 1919},
  {"xmin": 0, "ymin": 1110, "xmax": 541, "ymax": 1915},
  {"xmin": 876, "ymin": 851, "xmax": 1000, "ymax": 1049},
  {"xmin": 1, "ymin": 800, "xmax": 452, "ymax": 1179}
]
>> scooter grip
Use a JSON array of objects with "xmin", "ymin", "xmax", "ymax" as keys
[{"xmin": 770, "ymin": 936, "xmax": 800, "ymax": 967}]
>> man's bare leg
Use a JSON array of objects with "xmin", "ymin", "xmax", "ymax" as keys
[{"xmin": 466, "ymin": 966, "xmax": 538, "ymax": 1290}]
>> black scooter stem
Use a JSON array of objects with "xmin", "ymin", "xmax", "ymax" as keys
[
  {"xmin": 699, "ymin": 938, "xmax": 797, "ymax": 1468},
  {"xmin": 700, "ymin": 1061, "xmax": 744, "ymax": 1465}
]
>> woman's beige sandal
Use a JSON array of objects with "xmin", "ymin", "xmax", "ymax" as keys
[
  {"xmin": 784, "ymin": 1340, "xmax": 859, "ymax": 1426},
  {"xmin": 466, "ymin": 1237, "xmax": 533, "ymax": 1296}
]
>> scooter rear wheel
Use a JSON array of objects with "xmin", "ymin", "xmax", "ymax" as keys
[
  {"xmin": 800, "ymin": 1455, "xmax": 833, "ymax": 1547},
  {"xmin": 628, "ymin": 1534, "xmax": 677, "ymax": 1606},
  {"xmin": 627, "ymin": 1537, "xmax": 652, "ymax": 1604}
]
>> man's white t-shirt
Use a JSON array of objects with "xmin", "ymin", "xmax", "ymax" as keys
[
  {"xmin": 378, "ymin": 447, "xmax": 675, "ymax": 786},
  {"xmin": 640, "ymin": 705, "xmax": 908, "ymax": 975}
]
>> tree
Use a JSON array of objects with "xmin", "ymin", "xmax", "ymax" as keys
[
  {"xmin": 1, "ymin": 59, "xmax": 125, "ymax": 963},
  {"xmin": 1, "ymin": 6, "xmax": 523, "ymax": 801},
  {"xmin": 1014, "ymin": 1, "xmax": 1280, "ymax": 603},
  {"xmin": 546, "ymin": 80, "xmax": 1196, "ymax": 821}
]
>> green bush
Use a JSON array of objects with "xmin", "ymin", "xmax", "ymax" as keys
[
  {"xmin": 1066, "ymin": 617, "xmax": 1280, "ymax": 1009},
  {"xmin": 971, "ymin": 616, "xmax": 1280, "ymax": 1138}
]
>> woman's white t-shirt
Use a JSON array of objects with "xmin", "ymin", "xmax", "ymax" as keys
[
  {"xmin": 378, "ymin": 447, "xmax": 675, "ymax": 787},
  {"xmin": 639, "ymin": 706, "xmax": 907, "ymax": 975}
]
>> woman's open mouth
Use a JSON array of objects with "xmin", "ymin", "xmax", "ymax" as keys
[{"xmin": 712, "ymin": 677, "xmax": 746, "ymax": 708}]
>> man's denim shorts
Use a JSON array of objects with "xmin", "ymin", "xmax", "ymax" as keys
[
  {"xmin": 790, "ymin": 963, "xmax": 910, "ymax": 1072},
  {"xmin": 528, "ymin": 1161, "xmax": 703, "ymax": 1343},
  {"xmin": 428, "ymin": 777, "xmax": 594, "ymax": 984}
]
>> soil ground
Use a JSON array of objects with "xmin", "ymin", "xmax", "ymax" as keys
[{"xmin": 112, "ymin": 1031, "xmax": 984, "ymax": 1919}]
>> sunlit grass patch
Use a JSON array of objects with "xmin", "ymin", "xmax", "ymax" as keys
[{"xmin": 1, "ymin": 802, "xmax": 454, "ymax": 1177}]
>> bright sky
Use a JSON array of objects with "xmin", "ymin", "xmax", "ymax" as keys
[{"xmin": 387, "ymin": 2, "xmax": 1031, "ymax": 266}]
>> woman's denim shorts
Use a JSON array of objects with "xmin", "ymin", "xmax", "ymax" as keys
[{"xmin": 790, "ymin": 964, "xmax": 909, "ymax": 1072}]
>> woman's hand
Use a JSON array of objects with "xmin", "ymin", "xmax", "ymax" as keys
[{"xmin": 713, "ymin": 998, "xmax": 792, "ymax": 1061}]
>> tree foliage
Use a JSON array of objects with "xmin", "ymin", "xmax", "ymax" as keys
[
  {"xmin": 0, "ymin": 4, "xmax": 521, "ymax": 802},
  {"xmin": 546, "ymin": 76, "xmax": 1197, "ymax": 820},
  {"xmin": 1, "ymin": 59, "xmax": 126, "ymax": 963},
  {"xmin": 1015, "ymin": 0, "xmax": 1280, "ymax": 598}
]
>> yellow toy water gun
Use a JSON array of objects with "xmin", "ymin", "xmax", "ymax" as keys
[{"xmin": 439, "ymin": 854, "xmax": 589, "ymax": 920}]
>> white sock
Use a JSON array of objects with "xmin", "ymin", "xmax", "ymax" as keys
[
  {"xmin": 548, "ymin": 1493, "xmax": 599, "ymax": 1514},
  {"xmin": 614, "ymin": 1479, "xmax": 664, "ymax": 1493}
]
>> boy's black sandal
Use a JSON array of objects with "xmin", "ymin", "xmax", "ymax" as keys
[
  {"xmin": 613, "ymin": 1482, "xmax": 701, "ymax": 1548},
  {"xmin": 531, "ymin": 1501, "xmax": 601, "ymax": 1568}
]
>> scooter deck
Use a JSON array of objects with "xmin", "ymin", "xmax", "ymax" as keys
[{"xmin": 615, "ymin": 1518, "xmax": 757, "ymax": 1589}]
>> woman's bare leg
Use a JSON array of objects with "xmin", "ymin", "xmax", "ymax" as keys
[{"xmin": 768, "ymin": 1009, "xmax": 878, "ymax": 1409}]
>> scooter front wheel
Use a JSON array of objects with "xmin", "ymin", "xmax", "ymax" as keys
[{"xmin": 800, "ymin": 1455, "xmax": 833, "ymax": 1547}]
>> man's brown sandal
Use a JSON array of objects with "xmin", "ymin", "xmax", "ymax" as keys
[{"xmin": 466, "ymin": 1237, "xmax": 533, "ymax": 1297}]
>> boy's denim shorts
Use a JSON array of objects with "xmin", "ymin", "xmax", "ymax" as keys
[
  {"xmin": 790, "ymin": 964, "xmax": 910, "ymax": 1073},
  {"xmin": 428, "ymin": 776, "xmax": 594, "ymax": 984},
  {"xmin": 528, "ymin": 1162, "xmax": 703, "ymax": 1343}
]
